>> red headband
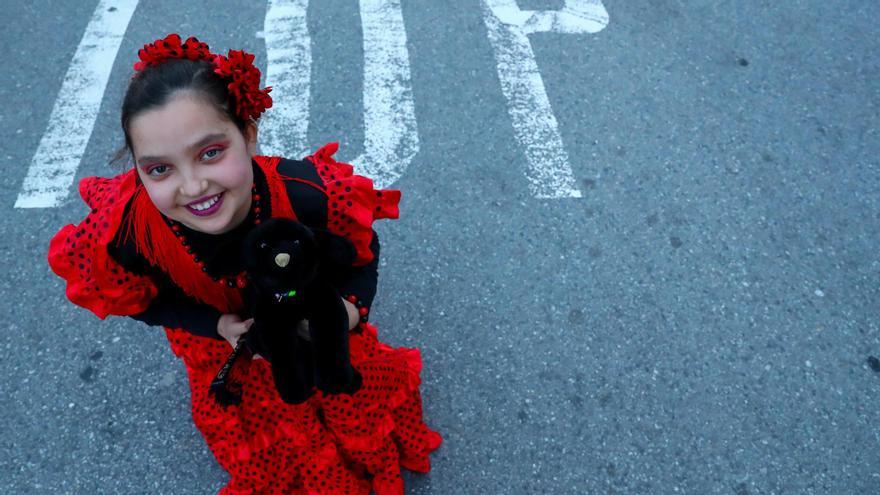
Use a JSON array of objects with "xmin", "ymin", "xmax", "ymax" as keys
[{"xmin": 133, "ymin": 33, "xmax": 273, "ymax": 121}]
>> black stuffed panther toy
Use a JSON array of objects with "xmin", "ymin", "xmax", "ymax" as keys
[{"xmin": 209, "ymin": 217, "xmax": 363, "ymax": 406}]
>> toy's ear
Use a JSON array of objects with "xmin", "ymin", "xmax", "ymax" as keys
[{"xmin": 311, "ymin": 228, "xmax": 357, "ymax": 267}]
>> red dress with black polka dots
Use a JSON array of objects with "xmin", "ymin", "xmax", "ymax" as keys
[{"xmin": 47, "ymin": 142, "xmax": 443, "ymax": 494}]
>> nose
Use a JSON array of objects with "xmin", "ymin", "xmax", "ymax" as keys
[{"xmin": 179, "ymin": 170, "xmax": 209, "ymax": 200}]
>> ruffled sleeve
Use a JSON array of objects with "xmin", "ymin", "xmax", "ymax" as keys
[
  {"xmin": 47, "ymin": 170, "xmax": 158, "ymax": 320},
  {"xmin": 304, "ymin": 142, "xmax": 401, "ymax": 266}
]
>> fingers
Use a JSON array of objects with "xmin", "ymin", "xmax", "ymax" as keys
[
  {"xmin": 235, "ymin": 321, "xmax": 253, "ymax": 349},
  {"xmin": 218, "ymin": 315, "xmax": 257, "ymax": 352}
]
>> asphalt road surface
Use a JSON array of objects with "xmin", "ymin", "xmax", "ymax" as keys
[{"xmin": 2, "ymin": 0, "xmax": 878, "ymax": 493}]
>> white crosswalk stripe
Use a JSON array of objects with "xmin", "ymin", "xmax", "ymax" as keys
[{"xmin": 14, "ymin": 0, "xmax": 139, "ymax": 208}]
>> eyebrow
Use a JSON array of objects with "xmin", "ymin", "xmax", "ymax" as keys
[{"xmin": 136, "ymin": 132, "xmax": 229, "ymax": 166}]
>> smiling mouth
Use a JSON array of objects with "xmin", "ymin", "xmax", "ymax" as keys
[{"xmin": 185, "ymin": 192, "xmax": 224, "ymax": 216}]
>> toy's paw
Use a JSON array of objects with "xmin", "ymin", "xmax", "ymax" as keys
[
  {"xmin": 278, "ymin": 387, "xmax": 315, "ymax": 405},
  {"xmin": 276, "ymin": 379, "xmax": 315, "ymax": 405},
  {"xmin": 317, "ymin": 366, "xmax": 362, "ymax": 396},
  {"xmin": 343, "ymin": 367, "xmax": 363, "ymax": 396},
  {"xmin": 270, "ymin": 359, "xmax": 316, "ymax": 405}
]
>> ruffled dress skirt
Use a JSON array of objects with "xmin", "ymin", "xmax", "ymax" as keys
[{"xmin": 164, "ymin": 323, "xmax": 443, "ymax": 494}]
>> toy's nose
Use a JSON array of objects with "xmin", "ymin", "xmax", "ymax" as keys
[{"xmin": 274, "ymin": 253, "xmax": 291, "ymax": 267}]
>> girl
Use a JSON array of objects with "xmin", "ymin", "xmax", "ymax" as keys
[{"xmin": 47, "ymin": 33, "xmax": 442, "ymax": 494}]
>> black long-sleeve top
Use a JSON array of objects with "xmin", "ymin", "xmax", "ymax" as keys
[{"xmin": 106, "ymin": 157, "xmax": 380, "ymax": 340}]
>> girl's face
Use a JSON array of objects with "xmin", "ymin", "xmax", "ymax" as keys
[{"xmin": 129, "ymin": 92, "xmax": 257, "ymax": 235}]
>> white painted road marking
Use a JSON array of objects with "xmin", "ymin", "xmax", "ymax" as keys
[
  {"xmin": 261, "ymin": 0, "xmax": 311, "ymax": 159},
  {"xmin": 262, "ymin": 0, "xmax": 419, "ymax": 189},
  {"xmin": 481, "ymin": 0, "xmax": 609, "ymax": 199},
  {"xmin": 352, "ymin": 0, "xmax": 419, "ymax": 189},
  {"xmin": 16, "ymin": 1, "xmax": 605, "ymax": 206},
  {"xmin": 14, "ymin": 0, "xmax": 139, "ymax": 208}
]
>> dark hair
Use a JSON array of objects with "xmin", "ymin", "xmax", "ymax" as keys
[{"xmin": 110, "ymin": 58, "xmax": 249, "ymax": 170}]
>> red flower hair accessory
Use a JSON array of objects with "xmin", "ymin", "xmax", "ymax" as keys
[
  {"xmin": 132, "ymin": 33, "xmax": 213, "ymax": 71},
  {"xmin": 212, "ymin": 50, "xmax": 273, "ymax": 121},
  {"xmin": 132, "ymin": 33, "xmax": 273, "ymax": 121}
]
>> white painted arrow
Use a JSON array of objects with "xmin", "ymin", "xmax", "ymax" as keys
[{"xmin": 481, "ymin": 0, "xmax": 609, "ymax": 198}]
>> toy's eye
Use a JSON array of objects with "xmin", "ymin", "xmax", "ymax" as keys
[{"xmin": 259, "ymin": 242, "xmax": 268, "ymax": 250}]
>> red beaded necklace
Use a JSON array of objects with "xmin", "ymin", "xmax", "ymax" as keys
[{"xmin": 164, "ymin": 183, "xmax": 262, "ymax": 289}]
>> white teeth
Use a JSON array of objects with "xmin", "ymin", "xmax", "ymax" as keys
[{"xmin": 190, "ymin": 194, "xmax": 220, "ymax": 211}]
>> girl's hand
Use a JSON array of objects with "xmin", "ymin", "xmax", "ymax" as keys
[
  {"xmin": 217, "ymin": 314, "xmax": 261, "ymax": 358},
  {"xmin": 342, "ymin": 297, "xmax": 358, "ymax": 331}
]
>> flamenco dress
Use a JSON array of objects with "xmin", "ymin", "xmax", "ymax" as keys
[{"xmin": 47, "ymin": 142, "xmax": 443, "ymax": 494}]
